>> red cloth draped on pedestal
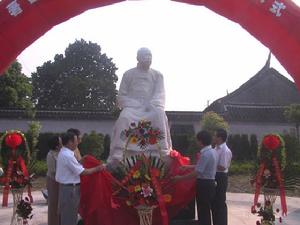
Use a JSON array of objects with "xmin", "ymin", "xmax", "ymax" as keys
[{"xmin": 80, "ymin": 151, "xmax": 195, "ymax": 225}]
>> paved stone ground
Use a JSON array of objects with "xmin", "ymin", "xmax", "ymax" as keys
[{"xmin": 0, "ymin": 191, "xmax": 299, "ymax": 225}]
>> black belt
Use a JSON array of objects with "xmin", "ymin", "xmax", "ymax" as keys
[{"xmin": 61, "ymin": 183, "xmax": 80, "ymax": 186}]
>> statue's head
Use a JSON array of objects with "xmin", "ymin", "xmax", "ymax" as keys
[{"xmin": 137, "ymin": 47, "xmax": 152, "ymax": 70}]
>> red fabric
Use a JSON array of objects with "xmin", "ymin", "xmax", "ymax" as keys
[
  {"xmin": 173, "ymin": 0, "xmax": 300, "ymax": 90},
  {"xmin": 272, "ymin": 156, "xmax": 287, "ymax": 215},
  {"xmin": 0, "ymin": 0, "xmax": 124, "ymax": 74},
  {"xmin": 80, "ymin": 155, "xmax": 116, "ymax": 225},
  {"xmin": 253, "ymin": 162, "xmax": 266, "ymax": 208},
  {"xmin": 18, "ymin": 155, "xmax": 33, "ymax": 203},
  {"xmin": 80, "ymin": 152, "xmax": 195, "ymax": 225},
  {"xmin": 150, "ymin": 168, "xmax": 168, "ymax": 225},
  {"xmin": 1, "ymin": 159, "xmax": 14, "ymax": 207}
]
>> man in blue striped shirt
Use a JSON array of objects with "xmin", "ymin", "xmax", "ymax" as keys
[{"xmin": 173, "ymin": 130, "xmax": 218, "ymax": 225}]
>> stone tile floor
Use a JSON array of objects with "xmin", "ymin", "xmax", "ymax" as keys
[{"xmin": 0, "ymin": 192, "xmax": 299, "ymax": 225}]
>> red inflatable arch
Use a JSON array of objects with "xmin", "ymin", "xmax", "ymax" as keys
[{"xmin": 1, "ymin": 0, "xmax": 300, "ymax": 89}]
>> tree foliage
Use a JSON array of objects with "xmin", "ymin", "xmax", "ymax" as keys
[
  {"xmin": 80, "ymin": 131, "xmax": 104, "ymax": 160},
  {"xmin": 284, "ymin": 104, "xmax": 300, "ymax": 141},
  {"xmin": 0, "ymin": 61, "xmax": 32, "ymax": 109},
  {"xmin": 32, "ymin": 39, "xmax": 118, "ymax": 111},
  {"xmin": 200, "ymin": 111, "xmax": 229, "ymax": 135}
]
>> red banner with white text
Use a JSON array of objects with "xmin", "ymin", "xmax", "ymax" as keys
[
  {"xmin": 173, "ymin": 0, "xmax": 300, "ymax": 89},
  {"xmin": 0, "ymin": 0, "xmax": 124, "ymax": 74},
  {"xmin": 1, "ymin": 0, "xmax": 300, "ymax": 89}
]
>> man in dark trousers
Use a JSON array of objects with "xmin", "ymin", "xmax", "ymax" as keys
[
  {"xmin": 173, "ymin": 130, "xmax": 218, "ymax": 225},
  {"xmin": 212, "ymin": 129, "xmax": 232, "ymax": 225}
]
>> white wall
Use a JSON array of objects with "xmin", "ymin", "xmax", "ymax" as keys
[
  {"xmin": 0, "ymin": 119, "xmax": 115, "ymax": 135},
  {"xmin": 228, "ymin": 122, "xmax": 296, "ymax": 140}
]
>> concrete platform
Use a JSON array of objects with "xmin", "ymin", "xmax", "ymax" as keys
[{"xmin": 0, "ymin": 191, "xmax": 299, "ymax": 225}]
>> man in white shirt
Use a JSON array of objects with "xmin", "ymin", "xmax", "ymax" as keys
[
  {"xmin": 56, "ymin": 131, "xmax": 104, "ymax": 225},
  {"xmin": 212, "ymin": 129, "xmax": 232, "ymax": 225}
]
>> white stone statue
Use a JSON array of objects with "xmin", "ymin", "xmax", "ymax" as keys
[{"xmin": 107, "ymin": 48, "xmax": 172, "ymax": 164}]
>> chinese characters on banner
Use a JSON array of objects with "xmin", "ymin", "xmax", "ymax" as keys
[
  {"xmin": 0, "ymin": 0, "xmax": 300, "ymax": 90},
  {"xmin": 173, "ymin": 0, "xmax": 300, "ymax": 89},
  {"xmin": 6, "ymin": 0, "xmax": 39, "ymax": 17}
]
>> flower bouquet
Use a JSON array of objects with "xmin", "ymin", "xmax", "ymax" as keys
[
  {"xmin": 120, "ymin": 120, "xmax": 164, "ymax": 151},
  {"xmin": 251, "ymin": 201, "xmax": 282, "ymax": 225},
  {"xmin": 113, "ymin": 154, "xmax": 171, "ymax": 225},
  {"xmin": 16, "ymin": 196, "xmax": 33, "ymax": 225},
  {"xmin": 114, "ymin": 120, "xmax": 170, "ymax": 225}
]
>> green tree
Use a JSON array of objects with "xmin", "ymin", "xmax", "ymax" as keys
[
  {"xmin": 32, "ymin": 39, "xmax": 118, "ymax": 111},
  {"xmin": 0, "ymin": 61, "xmax": 32, "ymax": 109},
  {"xmin": 284, "ymin": 104, "xmax": 300, "ymax": 141},
  {"xmin": 26, "ymin": 121, "xmax": 42, "ymax": 161},
  {"xmin": 200, "ymin": 111, "xmax": 229, "ymax": 135},
  {"xmin": 26, "ymin": 121, "xmax": 41, "ymax": 174},
  {"xmin": 80, "ymin": 131, "xmax": 104, "ymax": 159}
]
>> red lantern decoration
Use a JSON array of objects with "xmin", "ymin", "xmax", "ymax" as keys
[
  {"xmin": 4, "ymin": 133, "xmax": 22, "ymax": 150},
  {"xmin": 262, "ymin": 135, "xmax": 280, "ymax": 151}
]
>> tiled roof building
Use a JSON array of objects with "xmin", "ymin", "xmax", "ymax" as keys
[{"xmin": 204, "ymin": 54, "xmax": 300, "ymax": 138}]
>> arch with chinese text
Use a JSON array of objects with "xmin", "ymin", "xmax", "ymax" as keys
[{"xmin": 0, "ymin": 0, "xmax": 300, "ymax": 89}]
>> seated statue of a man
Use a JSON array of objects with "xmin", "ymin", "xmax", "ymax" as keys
[{"xmin": 107, "ymin": 48, "xmax": 172, "ymax": 165}]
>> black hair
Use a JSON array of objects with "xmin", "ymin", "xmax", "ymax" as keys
[
  {"xmin": 48, "ymin": 135, "xmax": 60, "ymax": 150},
  {"xmin": 67, "ymin": 128, "xmax": 81, "ymax": 137},
  {"xmin": 216, "ymin": 128, "xmax": 228, "ymax": 142},
  {"xmin": 196, "ymin": 130, "xmax": 212, "ymax": 146},
  {"xmin": 61, "ymin": 132, "xmax": 76, "ymax": 146}
]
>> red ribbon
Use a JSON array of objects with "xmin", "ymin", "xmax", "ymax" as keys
[
  {"xmin": 18, "ymin": 156, "xmax": 33, "ymax": 203},
  {"xmin": 150, "ymin": 168, "xmax": 168, "ymax": 225},
  {"xmin": 253, "ymin": 162, "xmax": 266, "ymax": 207},
  {"xmin": 2, "ymin": 159, "xmax": 14, "ymax": 207},
  {"xmin": 272, "ymin": 156, "xmax": 287, "ymax": 216},
  {"xmin": 1, "ymin": 153, "xmax": 32, "ymax": 206}
]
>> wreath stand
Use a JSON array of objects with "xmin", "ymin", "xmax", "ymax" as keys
[
  {"xmin": 263, "ymin": 187, "xmax": 278, "ymax": 206},
  {"xmin": 10, "ymin": 188, "xmax": 24, "ymax": 225}
]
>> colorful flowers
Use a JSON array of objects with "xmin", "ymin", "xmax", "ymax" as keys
[
  {"xmin": 120, "ymin": 120, "xmax": 164, "ymax": 149},
  {"xmin": 262, "ymin": 135, "xmax": 281, "ymax": 151},
  {"xmin": 113, "ymin": 154, "xmax": 170, "ymax": 209},
  {"xmin": 16, "ymin": 197, "xmax": 33, "ymax": 223},
  {"xmin": 163, "ymin": 194, "xmax": 172, "ymax": 203},
  {"xmin": 133, "ymin": 170, "xmax": 141, "ymax": 179},
  {"xmin": 141, "ymin": 185, "xmax": 153, "ymax": 198},
  {"xmin": 252, "ymin": 201, "xmax": 282, "ymax": 224}
]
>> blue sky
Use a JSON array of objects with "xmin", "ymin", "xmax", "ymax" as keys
[{"xmin": 17, "ymin": 0, "xmax": 300, "ymax": 111}]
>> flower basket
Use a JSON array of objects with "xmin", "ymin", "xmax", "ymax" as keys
[{"xmin": 135, "ymin": 205, "xmax": 157, "ymax": 225}]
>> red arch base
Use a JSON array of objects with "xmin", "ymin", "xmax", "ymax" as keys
[{"xmin": 0, "ymin": 0, "xmax": 300, "ymax": 89}]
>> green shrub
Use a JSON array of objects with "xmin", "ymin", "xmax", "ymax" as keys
[
  {"xmin": 80, "ymin": 131, "xmax": 104, "ymax": 159},
  {"xmin": 31, "ymin": 160, "xmax": 47, "ymax": 176},
  {"xmin": 229, "ymin": 161, "xmax": 255, "ymax": 175}
]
